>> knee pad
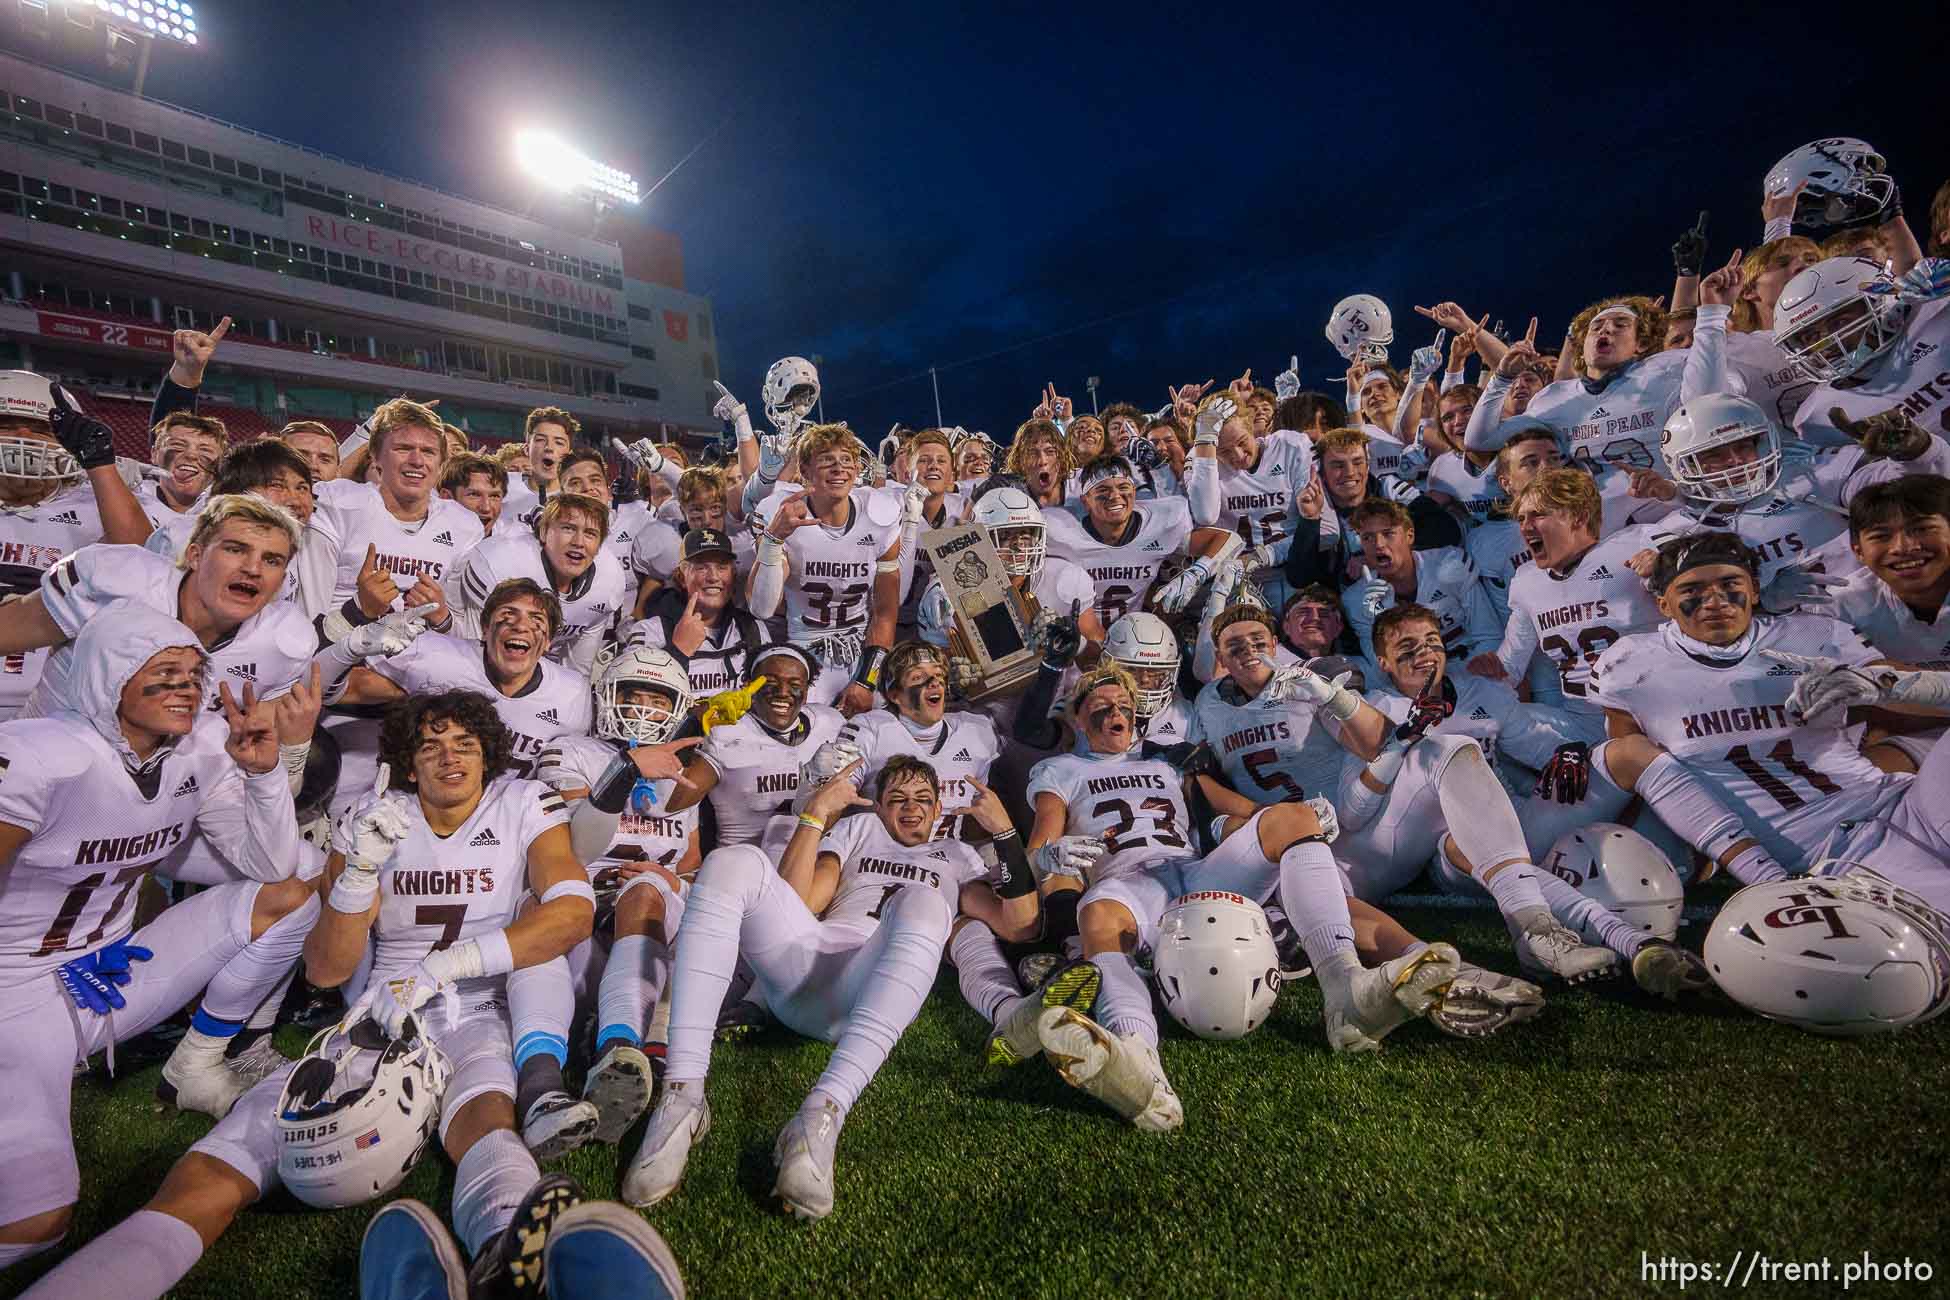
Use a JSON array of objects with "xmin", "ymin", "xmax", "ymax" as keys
[
  {"xmin": 882, "ymin": 884, "xmax": 954, "ymax": 941},
  {"xmin": 693, "ymin": 844, "xmax": 772, "ymax": 899}
]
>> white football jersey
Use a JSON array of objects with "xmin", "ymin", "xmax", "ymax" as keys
[
  {"xmin": 836, "ymin": 707, "xmax": 1000, "ymax": 839},
  {"xmin": 1494, "ymin": 530, "xmax": 1664, "ymax": 715},
  {"xmin": 533, "ymin": 733, "xmax": 697, "ymax": 877},
  {"xmin": 1717, "ymin": 326, "xmax": 1816, "ymax": 428},
  {"xmin": 1188, "ymin": 676, "xmax": 1347, "ymax": 804},
  {"xmin": 1465, "ymin": 517, "xmax": 1531, "ymax": 626},
  {"xmin": 1426, "ymin": 451, "xmax": 1503, "ymax": 524},
  {"xmin": 1043, "ymin": 496, "xmax": 1194, "ymax": 626},
  {"xmin": 1792, "ymin": 298, "xmax": 1950, "ymax": 447},
  {"xmin": 0, "ymin": 717, "xmax": 287, "ymax": 983},
  {"xmin": 1214, "ymin": 431, "xmax": 1316, "ymax": 552},
  {"xmin": 30, "ymin": 543, "xmax": 314, "ymax": 719},
  {"xmin": 0, "ymin": 483, "xmax": 103, "ymax": 716},
  {"xmin": 133, "ymin": 478, "xmax": 202, "ymax": 531},
  {"xmin": 1525, "ymin": 350, "xmax": 1689, "ymax": 474},
  {"xmin": 368, "ymin": 632, "xmax": 593, "ymax": 776},
  {"xmin": 619, "ymin": 612, "xmax": 760, "ymax": 700},
  {"xmin": 626, "ymin": 514, "xmax": 683, "ymax": 585},
  {"xmin": 606, "ymin": 500, "xmax": 657, "ymax": 569},
  {"xmin": 1358, "ymin": 425, "xmax": 1409, "ymax": 480},
  {"xmin": 1829, "ymin": 571, "xmax": 1950, "ymax": 668},
  {"xmin": 1590, "ymin": 615, "xmax": 1884, "ymax": 822},
  {"xmin": 814, "ymin": 812, "xmax": 986, "ymax": 936},
  {"xmin": 1343, "ymin": 545, "xmax": 1495, "ymax": 664},
  {"xmin": 1025, "ymin": 747, "xmax": 1194, "ymax": 879},
  {"xmin": 755, "ymin": 488, "xmax": 902, "ymax": 642},
  {"xmin": 366, "ymin": 776, "xmax": 568, "ymax": 989},
  {"xmin": 1139, "ymin": 695, "xmax": 1194, "ymax": 748},
  {"xmin": 697, "ymin": 704, "xmax": 847, "ymax": 846},
  {"xmin": 304, "ymin": 479, "xmax": 484, "ymax": 614},
  {"xmin": 450, "ymin": 531, "xmax": 629, "ymax": 672},
  {"xmin": 500, "ymin": 479, "xmax": 543, "ymax": 530}
]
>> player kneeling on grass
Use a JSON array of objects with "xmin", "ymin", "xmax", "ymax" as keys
[
  {"xmin": 1016, "ymin": 665, "xmax": 1461, "ymax": 1134},
  {"xmin": 0, "ymin": 607, "xmax": 313, "ymax": 1277},
  {"xmin": 625, "ymin": 756, "xmax": 1034, "ymax": 1221},
  {"xmin": 509, "ymin": 646, "xmax": 703, "ymax": 1158}
]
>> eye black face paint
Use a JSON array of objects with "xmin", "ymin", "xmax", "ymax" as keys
[{"xmin": 1676, "ymin": 594, "xmax": 1706, "ymax": 618}]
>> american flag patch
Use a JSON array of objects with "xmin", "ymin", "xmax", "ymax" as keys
[{"xmin": 355, "ymin": 1130, "xmax": 381, "ymax": 1150}]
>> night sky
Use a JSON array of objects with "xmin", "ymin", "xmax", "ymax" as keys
[{"xmin": 127, "ymin": 1, "xmax": 1947, "ymax": 441}]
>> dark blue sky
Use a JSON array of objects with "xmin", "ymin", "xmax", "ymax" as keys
[{"xmin": 133, "ymin": 1, "xmax": 1945, "ymax": 439}]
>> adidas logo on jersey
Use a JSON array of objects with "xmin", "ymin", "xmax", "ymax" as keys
[
  {"xmin": 536, "ymin": 708, "xmax": 560, "ymax": 723},
  {"xmin": 1142, "ymin": 539, "xmax": 1165, "ymax": 551},
  {"xmin": 952, "ymin": 747, "xmax": 972, "ymax": 761},
  {"xmin": 1588, "ymin": 564, "xmax": 1613, "ymax": 579},
  {"xmin": 1428, "ymin": 590, "xmax": 1445, "ymax": 601},
  {"xmin": 225, "ymin": 662, "xmax": 257, "ymax": 680},
  {"xmin": 1765, "ymin": 662, "xmax": 1804, "ymax": 677},
  {"xmin": 432, "ymin": 531, "xmax": 455, "ymax": 546},
  {"xmin": 173, "ymin": 774, "xmax": 200, "ymax": 797},
  {"xmin": 1469, "ymin": 706, "xmax": 1493, "ymax": 720},
  {"xmin": 49, "ymin": 510, "xmax": 83, "ymax": 525},
  {"xmin": 590, "ymin": 602, "xmax": 612, "ymax": 616},
  {"xmin": 1591, "ymin": 406, "xmax": 1610, "ymax": 418},
  {"xmin": 1908, "ymin": 340, "xmax": 1939, "ymax": 365},
  {"xmin": 857, "ymin": 534, "xmax": 877, "ymax": 546},
  {"xmin": 468, "ymin": 827, "xmax": 501, "ymax": 846}
]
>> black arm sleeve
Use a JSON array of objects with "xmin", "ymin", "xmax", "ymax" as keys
[
  {"xmin": 1010, "ymin": 660, "xmax": 1066, "ymax": 751},
  {"xmin": 150, "ymin": 376, "xmax": 198, "ymax": 429},
  {"xmin": 1281, "ymin": 514, "xmax": 1330, "ymax": 593},
  {"xmin": 1406, "ymin": 495, "xmax": 1464, "ymax": 550},
  {"xmin": 989, "ymin": 830, "xmax": 1037, "ymax": 898}
]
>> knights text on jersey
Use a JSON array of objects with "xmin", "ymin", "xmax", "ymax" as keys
[
  {"xmin": 757, "ymin": 488, "xmax": 902, "ymax": 641},
  {"xmin": 1525, "ymin": 350, "xmax": 1688, "ymax": 474},
  {"xmin": 366, "ymin": 776, "xmax": 569, "ymax": 988},
  {"xmin": 1042, "ymin": 497, "xmax": 1193, "ymax": 627},
  {"xmin": 1025, "ymin": 748, "xmax": 1194, "ymax": 879},
  {"xmin": 1188, "ymin": 677, "xmax": 1347, "ymax": 804},
  {"xmin": 1215, "ymin": 431, "xmax": 1315, "ymax": 549},
  {"xmin": 31, "ymin": 543, "xmax": 314, "ymax": 719},
  {"xmin": 814, "ymin": 813, "xmax": 986, "ymax": 935},
  {"xmin": 697, "ymin": 704, "xmax": 847, "ymax": 846},
  {"xmin": 836, "ymin": 708, "xmax": 1000, "ymax": 837},
  {"xmin": 1499, "ymin": 531, "xmax": 1664, "ymax": 713},
  {"xmin": 1589, "ymin": 616, "xmax": 1884, "ymax": 821},
  {"xmin": 533, "ymin": 734, "xmax": 697, "ymax": 876},
  {"xmin": 1792, "ymin": 299, "xmax": 1950, "ymax": 447},
  {"xmin": 370, "ymin": 632, "xmax": 593, "ymax": 775},
  {"xmin": 310, "ymin": 479, "xmax": 485, "ymax": 607}
]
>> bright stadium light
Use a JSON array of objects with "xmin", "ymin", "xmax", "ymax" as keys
[{"xmin": 514, "ymin": 128, "xmax": 641, "ymax": 206}]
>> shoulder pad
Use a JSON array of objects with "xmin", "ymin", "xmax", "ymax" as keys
[{"xmin": 862, "ymin": 487, "xmax": 903, "ymax": 531}]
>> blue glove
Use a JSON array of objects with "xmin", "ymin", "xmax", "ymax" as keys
[{"xmin": 57, "ymin": 937, "xmax": 154, "ymax": 1015}]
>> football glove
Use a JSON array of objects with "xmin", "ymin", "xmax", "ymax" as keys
[
  {"xmin": 711, "ymin": 380, "xmax": 754, "ymax": 441},
  {"xmin": 1535, "ymin": 742, "xmax": 1591, "ymax": 804},
  {"xmin": 1406, "ymin": 330, "xmax": 1448, "ymax": 386},
  {"xmin": 1865, "ymin": 255, "xmax": 1950, "ymax": 303},
  {"xmin": 1036, "ymin": 600, "xmax": 1085, "ymax": 668},
  {"xmin": 1829, "ymin": 405, "xmax": 1933, "ymax": 462},
  {"xmin": 57, "ymin": 937, "xmax": 153, "ymax": 1015},
  {"xmin": 794, "ymin": 739, "xmax": 865, "ymax": 812},
  {"xmin": 1671, "ymin": 210, "xmax": 1709, "ymax": 277},
  {"xmin": 700, "ymin": 677, "xmax": 765, "ymax": 733},
  {"xmin": 1193, "ymin": 396, "xmax": 1234, "ymax": 447},
  {"xmin": 1034, "ymin": 835, "xmax": 1108, "ymax": 881},
  {"xmin": 1274, "ymin": 355, "xmax": 1303, "ymax": 403},
  {"xmin": 1395, "ymin": 683, "xmax": 1455, "ymax": 742},
  {"xmin": 756, "ymin": 432, "xmax": 789, "ymax": 482},
  {"xmin": 48, "ymin": 383, "xmax": 116, "ymax": 471},
  {"xmin": 1762, "ymin": 651, "xmax": 1950, "ymax": 724},
  {"xmin": 1303, "ymin": 795, "xmax": 1340, "ymax": 844},
  {"xmin": 344, "ymin": 602, "xmax": 442, "ymax": 659},
  {"xmin": 901, "ymin": 479, "xmax": 929, "ymax": 528},
  {"xmin": 1125, "ymin": 435, "xmax": 1163, "ymax": 472},
  {"xmin": 1263, "ymin": 661, "xmax": 1350, "ymax": 708}
]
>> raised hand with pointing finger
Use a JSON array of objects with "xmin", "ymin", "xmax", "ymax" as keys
[
  {"xmin": 1698, "ymin": 248, "xmax": 1746, "ymax": 308},
  {"xmin": 345, "ymin": 601, "xmax": 443, "ymax": 659},
  {"xmin": 169, "ymin": 314, "xmax": 231, "ymax": 389},
  {"xmin": 1274, "ymin": 355, "xmax": 1303, "ymax": 402},
  {"xmin": 1495, "ymin": 317, "xmax": 1541, "ymax": 379},
  {"xmin": 712, "ymin": 380, "xmax": 753, "ymax": 442}
]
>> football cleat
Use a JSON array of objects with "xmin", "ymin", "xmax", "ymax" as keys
[
  {"xmin": 1014, "ymin": 950, "xmax": 1063, "ymax": 992},
  {"xmin": 1428, "ymin": 963, "xmax": 1545, "ymax": 1038},
  {"xmin": 466, "ymin": 1171, "xmax": 583, "ymax": 1297},
  {"xmin": 621, "ymin": 1085, "xmax": 710, "ymax": 1209},
  {"xmin": 714, "ymin": 997, "xmax": 771, "ymax": 1043},
  {"xmin": 158, "ymin": 1027, "xmax": 255, "ymax": 1118},
  {"xmin": 772, "ymin": 1097, "xmax": 842, "ymax": 1222},
  {"xmin": 987, "ymin": 958, "xmax": 1101, "ymax": 1067},
  {"xmin": 1036, "ymin": 1009, "xmax": 1182, "ymax": 1132},
  {"xmin": 1512, "ymin": 908, "xmax": 1621, "ymax": 984},
  {"xmin": 583, "ymin": 1043, "xmax": 655, "ymax": 1145},
  {"xmin": 224, "ymin": 1033, "xmax": 289, "ymax": 1089},
  {"xmin": 358, "ymin": 1199, "xmax": 468, "ymax": 1300},
  {"xmin": 521, "ymin": 1091, "xmax": 601, "ymax": 1162},
  {"xmin": 1631, "ymin": 939, "xmax": 1715, "ymax": 1001},
  {"xmin": 542, "ymin": 1201, "xmax": 686, "ymax": 1300},
  {"xmin": 1322, "ymin": 943, "xmax": 1460, "ymax": 1053}
]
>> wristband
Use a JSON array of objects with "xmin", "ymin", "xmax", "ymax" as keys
[
  {"xmin": 539, "ymin": 878, "xmax": 598, "ymax": 908},
  {"xmin": 589, "ymin": 752, "xmax": 639, "ymax": 814},
  {"xmin": 328, "ymin": 864, "xmax": 380, "ymax": 914},
  {"xmin": 798, "ymin": 813, "xmax": 827, "ymax": 833},
  {"xmin": 1323, "ymin": 686, "xmax": 1361, "ymax": 722},
  {"xmin": 430, "ymin": 931, "xmax": 513, "ymax": 982},
  {"xmin": 1366, "ymin": 740, "xmax": 1410, "ymax": 785},
  {"xmin": 990, "ymin": 829, "xmax": 1037, "ymax": 898},
  {"xmin": 279, "ymin": 740, "xmax": 311, "ymax": 781},
  {"xmin": 758, "ymin": 533, "xmax": 786, "ymax": 563},
  {"xmin": 854, "ymin": 645, "xmax": 889, "ymax": 689}
]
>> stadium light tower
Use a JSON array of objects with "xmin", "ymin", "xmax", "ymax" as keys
[
  {"xmin": 514, "ymin": 129, "xmax": 641, "ymax": 212},
  {"xmin": 12, "ymin": 0, "xmax": 201, "ymax": 95}
]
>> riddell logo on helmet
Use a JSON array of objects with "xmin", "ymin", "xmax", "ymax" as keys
[{"xmin": 1174, "ymin": 890, "xmax": 1250, "ymax": 906}]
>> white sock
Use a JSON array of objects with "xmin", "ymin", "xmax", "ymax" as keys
[
  {"xmin": 197, "ymin": 893, "xmax": 318, "ymax": 1023},
  {"xmin": 814, "ymin": 890, "xmax": 951, "ymax": 1116},
  {"xmin": 665, "ymin": 847, "xmax": 774, "ymax": 1085},
  {"xmin": 949, "ymin": 923, "xmax": 1020, "ymax": 1024},
  {"xmin": 1723, "ymin": 845, "xmax": 1789, "ymax": 884},
  {"xmin": 1093, "ymin": 950, "xmax": 1156, "ymax": 1048},
  {"xmin": 1636, "ymin": 751, "xmax": 1754, "ymax": 861},
  {"xmin": 596, "ymin": 934, "xmax": 660, "ymax": 1053},
  {"xmin": 17, "ymin": 1210, "xmax": 199, "ymax": 1300},
  {"xmin": 1433, "ymin": 742, "xmax": 1535, "ymax": 888},
  {"xmin": 451, "ymin": 1127, "xmax": 540, "ymax": 1259},
  {"xmin": 1280, "ymin": 838, "xmax": 1356, "ymax": 965},
  {"xmin": 242, "ymin": 967, "xmax": 298, "ymax": 1035},
  {"xmin": 1479, "ymin": 860, "xmax": 1550, "ymax": 918},
  {"xmin": 506, "ymin": 957, "xmax": 575, "ymax": 1072},
  {"xmin": 1532, "ymin": 871, "xmax": 1647, "ymax": 958}
]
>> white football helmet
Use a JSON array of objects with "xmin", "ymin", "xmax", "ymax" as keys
[
  {"xmin": 1660, "ymin": 394, "xmax": 1782, "ymax": 505},
  {"xmin": 761, "ymin": 356, "xmax": 821, "ymax": 433},
  {"xmin": 971, "ymin": 486, "xmax": 1046, "ymax": 579},
  {"xmin": 1325, "ymin": 293, "xmax": 1394, "ymax": 364},
  {"xmin": 1103, "ymin": 611, "xmax": 1179, "ymax": 719},
  {"xmin": 1703, "ymin": 876, "xmax": 1950, "ymax": 1037},
  {"xmin": 277, "ymin": 1015, "xmax": 450, "ymax": 1209},
  {"xmin": 1546, "ymin": 822, "xmax": 1684, "ymax": 941},
  {"xmin": 1154, "ymin": 891, "xmax": 1282, "ymax": 1040},
  {"xmin": 1774, "ymin": 256, "xmax": 1907, "ymax": 383},
  {"xmin": 594, "ymin": 644, "xmax": 693, "ymax": 745},
  {"xmin": 1764, "ymin": 138, "xmax": 1897, "ymax": 232},
  {"xmin": 0, "ymin": 370, "xmax": 83, "ymax": 484}
]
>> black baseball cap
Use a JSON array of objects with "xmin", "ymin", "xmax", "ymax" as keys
[{"xmin": 682, "ymin": 526, "xmax": 735, "ymax": 560}]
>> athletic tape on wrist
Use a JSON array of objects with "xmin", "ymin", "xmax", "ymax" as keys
[
  {"xmin": 327, "ymin": 867, "xmax": 379, "ymax": 914},
  {"xmin": 539, "ymin": 879, "xmax": 597, "ymax": 909}
]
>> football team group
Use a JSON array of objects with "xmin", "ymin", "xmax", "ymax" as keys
[{"xmin": 2, "ymin": 136, "xmax": 1949, "ymax": 1299}]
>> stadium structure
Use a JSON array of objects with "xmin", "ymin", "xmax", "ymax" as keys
[{"xmin": 0, "ymin": 42, "xmax": 723, "ymax": 460}]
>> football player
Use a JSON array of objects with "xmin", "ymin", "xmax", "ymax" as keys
[
  {"xmin": 0, "ymin": 609, "xmax": 311, "ymax": 1271},
  {"xmin": 143, "ymin": 439, "xmax": 314, "ymax": 560},
  {"xmin": 888, "ymin": 428, "xmax": 965, "ymax": 637},
  {"xmin": 438, "ymin": 450, "xmax": 509, "ymax": 536},
  {"xmin": 294, "ymin": 397, "xmax": 483, "ymax": 636},
  {"xmin": 1779, "ymin": 256, "xmax": 1950, "ymax": 446},
  {"xmin": 625, "ymin": 757, "xmax": 1026, "ymax": 1219},
  {"xmin": 1340, "ymin": 499, "xmax": 1496, "ymax": 668},
  {"xmin": 1685, "ymin": 237, "xmax": 1822, "ymax": 427},
  {"xmin": 623, "ymin": 527, "xmax": 772, "ymax": 700},
  {"xmin": 1044, "ymin": 452, "xmax": 1228, "ymax": 629},
  {"xmin": 449, "ymin": 494, "xmax": 630, "ymax": 674},
  {"xmin": 499, "ymin": 405, "xmax": 580, "ymax": 528},
  {"xmin": 748, "ymin": 424, "xmax": 904, "ymax": 714},
  {"xmin": 1020, "ymin": 664, "xmax": 1458, "ymax": 1130},
  {"xmin": 1186, "ymin": 393, "xmax": 1318, "ymax": 614},
  {"xmin": 832, "ymin": 641, "xmax": 1001, "ymax": 840},
  {"xmin": 136, "ymin": 413, "xmax": 226, "ymax": 530},
  {"xmin": 1464, "ymin": 425, "xmax": 1563, "ymax": 626},
  {"xmin": 279, "ymin": 419, "xmax": 343, "ymax": 485},
  {"xmin": 551, "ymin": 447, "xmax": 640, "ymax": 568}
]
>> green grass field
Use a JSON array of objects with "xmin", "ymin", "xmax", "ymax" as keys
[{"xmin": 9, "ymin": 903, "xmax": 1948, "ymax": 1299}]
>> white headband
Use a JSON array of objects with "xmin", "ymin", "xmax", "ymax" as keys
[
  {"xmin": 1081, "ymin": 460, "xmax": 1135, "ymax": 492},
  {"xmin": 1592, "ymin": 304, "xmax": 1639, "ymax": 324}
]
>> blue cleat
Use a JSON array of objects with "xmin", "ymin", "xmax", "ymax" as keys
[
  {"xmin": 542, "ymin": 1201, "xmax": 685, "ymax": 1299},
  {"xmin": 358, "ymin": 1199, "xmax": 467, "ymax": 1300}
]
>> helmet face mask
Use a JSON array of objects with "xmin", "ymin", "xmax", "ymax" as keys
[
  {"xmin": 0, "ymin": 433, "xmax": 82, "ymax": 485},
  {"xmin": 762, "ymin": 356, "xmax": 821, "ymax": 434},
  {"xmin": 1765, "ymin": 138, "xmax": 1896, "ymax": 233},
  {"xmin": 971, "ymin": 488, "xmax": 1047, "ymax": 580},
  {"xmin": 1154, "ymin": 891, "xmax": 1281, "ymax": 1040},
  {"xmin": 1662, "ymin": 395, "xmax": 1783, "ymax": 505},
  {"xmin": 0, "ymin": 370, "xmax": 83, "ymax": 486},
  {"xmin": 595, "ymin": 645, "xmax": 694, "ymax": 744},
  {"xmin": 277, "ymin": 1015, "xmax": 450, "ymax": 1209},
  {"xmin": 1774, "ymin": 257, "xmax": 1906, "ymax": 382},
  {"xmin": 1103, "ymin": 612, "xmax": 1179, "ymax": 719}
]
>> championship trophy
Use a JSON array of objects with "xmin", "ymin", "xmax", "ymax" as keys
[{"xmin": 920, "ymin": 523, "xmax": 1042, "ymax": 703}]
